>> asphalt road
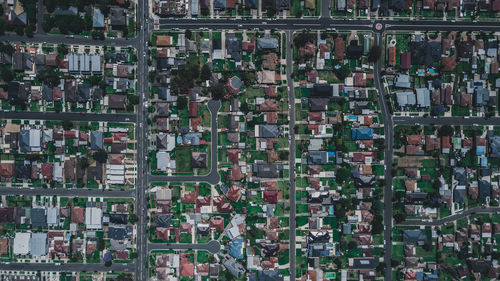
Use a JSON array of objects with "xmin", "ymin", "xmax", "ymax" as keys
[
  {"xmin": 1, "ymin": 34, "xmax": 137, "ymax": 48},
  {"xmin": 285, "ymin": 30, "xmax": 297, "ymax": 281},
  {"xmin": 374, "ymin": 32, "xmax": 394, "ymax": 281},
  {"xmin": 398, "ymin": 207, "xmax": 500, "ymax": 226},
  {"xmin": 0, "ymin": 262, "xmax": 134, "ymax": 272},
  {"xmin": 149, "ymin": 100, "xmax": 221, "ymax": 185},
  {"xmin": 0, "ymin": 188, "xmax": 135, "ymax": 197},
  {"xmin": 135, "ymin": 0, "xmax": 150, "ymax": 280},
  {"xmin": 148, "ymin": 240, "xmax": 221, "ymax": 254},
  {"xmin": 0, "ymin": 111, "xmax": 136, "ymax": 123},
  {"xmin": 394, "ymin": 116, "xmax": 500, "ymax": 126}
]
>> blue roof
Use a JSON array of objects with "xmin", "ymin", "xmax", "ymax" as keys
[
  {"xmin": 351, "ymin": 128, "xmax": 373, "ymax": 140},
  {"xmin": 481, "ymin": 157, "xmax": 488, "ymax": 167},
  {"xmin": 93, "ymin": 8, "xmax": 105, "ymax": 28},
  {"xmin": 103, "ymin": 251, "xmax": 112, "ymax": 262},
  {"xmin": 477, "ymin": 145, "xmax": 486, "ymax": 156},
  {"xmin": 229, "ymin": 237, "xmax": 243, "ymax": 259}
]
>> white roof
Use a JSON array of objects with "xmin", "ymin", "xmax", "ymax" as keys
[
  {"xmin": 85, "ymin": 207, "xmax": 103, "ymax": 229},
  {"xmin": 29, "ymin": 129, "xmax": 41, "ymax": 151},
  {"xmin": 47, "ymin": 207, "xmax": 58, "ymax": 226},
  {"xmin": 13, "ymin": 232, "xmax": 30, "ymax": 255}
]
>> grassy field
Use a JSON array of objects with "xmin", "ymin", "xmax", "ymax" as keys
[{"xmin": 175, "ymin": 146, "xmax": 192, "ymax": 173}]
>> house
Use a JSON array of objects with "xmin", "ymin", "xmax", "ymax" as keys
[
  {"xmin": 30, "ymin": 233, "xmax": 47, "ymax": 257},
  {"xmin": 107, "ymin": 94, "xmax": 126, "ymax": 110},
  {"xmin": 85, "ymin": 207, "xmax": 103, "ymax": 229},
  {"xmin": 257, "ymin": 125, "xmax": 279, "ymax": 138},
  {"xmin": 257, "ymin": 37, "xmax": 279, "ymax": 50},
  {"xmin": 403, "ymin": 229, "xmax": 427, "ymax": 244},
  {"xmin": 93, "ymin": 8, "xmax": 105, "ymax": 28},
  {"xmin": 191, "ymin": 152, "xmax": 208, "ymax": 168},
  {"xmin": 110, "ymin": 8, "xmax": 127, "ymax": 28}
]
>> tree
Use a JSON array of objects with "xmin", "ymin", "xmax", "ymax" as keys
[
  {"xmin": 97, "ymin": 238, "xmax": 105, "ymax": 251},
  {"xmin": 185, "ymin": 29, "xmax": 192, "ymax": 40},
  {"xmin": 177, "ymin": 96, "xmax": 188, "ymax": 110},
  {"xmin": 367, "ymin": 45, "xmax": 381, "ymax": 62},
  {"xmin": 115, "ymin": 273, "xmax": 134, "ymax": 281},
  {"xmin": 104, "ymin": 261, "xmax": 112, "ymax": 267},
  {"xmin": 62, "ymin": 120, "xmax": 73, "ymax": 130},
  {"xmin": 348, "ymin": 241, "xmax": 358, "ymax": 249},
  {"xmin": 1, "ymin": 68, "xmax": 14, "ymax": 82},
  {"xmin": 438, "ymin": 125, "xmax": 454, "ymax": 137},
  {"xmin": 128, "ymin": 214, "xmax": 137, "ymax": 224},
  {"xmin": 24, "ymin": 25, "xmax": 34, "ymax": 37},
  {"xmin": 0, "ymin": 18, "xmax": 5, "ymax": 36},
  {"xmin": 92, "ymin": 31, "xmax": 105, "ymax": 40},
  {"xmin": 393, "ymin": 212, "xmax": 407, "ymax": 224},
  {"xmin": 200, "ymin": 64, "xmax": 211, "ymax": 81},
  {"xmin": 77, "ymin": 157, "xmax": 89, "ymax": 169},
  {"xmin": 376, "ymin": 262, "xmax": 386, "ymax": 274},
  {"xmin": 128, "ymin": 95, "xmax": 139, "ymax": 105},
  {"xmin": 422, "ymin": 241, "xmax": 432, "ymax": 251},
  {"xmin": 93, "ymin": 149, "xmax": 108, "ymax": 163},
  {"xmin": 57, "ymin": 44, "xmax": 69, "ymax": 55},
  {"xmin": 211, "ymin": 83, "xmax": 226, "ymax": 100},
  {"xmin": 335, "ymin": 168, "xmax": 351, "ymax": 184},
  {"xmin": 36, "ymin": 67, "xmax": 61, "ymax": 87}
]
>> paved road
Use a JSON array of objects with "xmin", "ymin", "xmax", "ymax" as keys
[
  {"xmin": 0, "ymin": 188, "xmax": 135, "ymax": 197},
  {"xmin": 398, "ymin": 207, "xmax": 500, "ymax": 226},
  {"xmin": 394, "ymin": 116, "xmax": 500, "ymax": 126},
  {"xmin": 148, "ymin": 240, "xmax": 221, "ymax": 254},
  {"xmin": 158, "ymin": 18, "xmax": 500, "ymax": 32},
  {"xmin": 135, "ymin": 0, "xmax": 150, "ymax": 279},
  {"xmin": 1, "ymin": 34, "xmax": 137, "ymax": 48},
  {"xmin": 0, "ymin": 111, "xmax": 136, "ymax": 123},
  {"xmin": 285, "ymin": 30, "xmax": 297, "ymax": 281},
  {"xmin": 374, "ymin": 32, "xmax": 393, "ymax": 281},
  {"xmin": 149, "ymin": 100, "xmax": 221, "ymax": 185},
  {"xmin": 0, "ymin": 262, "xmax": 134, "ymax": 272}
]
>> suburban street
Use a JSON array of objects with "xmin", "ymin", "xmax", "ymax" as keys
[
  {"xmin": 148, "ymin": 240, "xmax": 221, "ymax": 254},
  {"xmin": 0, "ymin": 262, "xmax": 134, "ymax": 272},
  {"xmin": 0, "ymin": 188, "xmax": 135, "ymax": 197},
  {"xmin": 0, "ymin": 111, "xmax": 136, "ymax": 122},
  {"xmin": 285, "ymin": 30, "xmax": 297, "ymax": 281},
  {"xmin": 398, "ymin": 207, "xmax": 500, "ymax": 226},
  {"xmin": 373, "ymin": 32, "xmax": 394, "ymax": 281},
  {"xmin": 1, "ymin": 3, "xmax": 499, "ymax": 280}
]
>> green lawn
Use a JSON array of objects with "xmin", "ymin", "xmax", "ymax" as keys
[{"xmin": 175, "ymin": 147, "xmax": 192, "ymax": 173}]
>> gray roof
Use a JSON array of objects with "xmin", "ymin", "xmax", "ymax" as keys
[
  {"xmin": 453, "ymin": 186, "xmax": 466, "ymax": 203},
  {"xmin": 30, "ymin": 233, "xmax": 47, "ymax": 257},
  {"xmin": 474, "ymin": 87, "xmax": 489, "ymax": 106},
  {"xmin": 19, "ymin": 130, "xmax": 30, "ymax": 153},
  {"xmin": 489, "ymin": 135, "xmax": 500, "ymax": 158},
  {"xmin": 110, "ymin": 8, "xmax": 127, "ymax": 27},
  {"xmin": 479, "ymin": 180, "xmax": 491, "ymax": 198},
  {"xmin": 183, "ymin": 132, "xmax": 202, "ymax": 145},
  {"xmin": 31, "ymin": 208, "xmax": 47, "ymax": 228},
  {"xmin": 395, "ymin": 74, "xmax": 411, "ymax": 88},
  {"xmin": 91, "ymin": 131, "xmax": 103, "ymax": 150},
  {"xmin": 253, "ymin": 164, "xmax": 279, "ymax": 178},
  {"xmin": 453, "ymin": 167, "xmax": 466, "ymax": 185},
  {"xmin": 259, "ymin": 125, "xmax": 279, "ymax": 138},
  {"xmin": 396, "ymin": 91, "xmax": 416, "ymax": 107},
  {"xmin": 403, "ymin": 229, "xmax": 427, "ymax": 243},
  {"xmin": 349, "ymin": 258, "xmax": 377, "ymax": 270},
  {"xmin": 54, "ymin": 6, "xmax": 78, "ymax": 15},
  {"xmin": 307, "ymin": 151, "xmax": 328, "ymax": 165},
  {"xmin": 222, "ymin": 254, "xmax": 246, "ymax": 278},
  {"xmin": 93, "ymin": 8, "xmax": 105, "ymax": 28},
  {"xmin": 42, "ymin": 85, "xmax": 53, "ymax": 102},
  {"xmin": 77, "ymin": 84, "xmax": 90, "ymax": 103},
  {"xmin": 257, "ymin": 37, "xmax": 279, "ymax": 50},
  {"xmin": 416, "ymin": 88, "xmax": 430, "ymax": 107}
]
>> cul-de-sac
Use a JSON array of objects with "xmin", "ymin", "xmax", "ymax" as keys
[{"xmin": 0, "ymin": 0, "xmax": 499, "ymax": 280}]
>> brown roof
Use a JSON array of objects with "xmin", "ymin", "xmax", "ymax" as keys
[
  {"xmin": 388, "ymin": 46, "xmax": 396, "ymax": 66},
  {"xmin": 334, "ymin": 36, "xmax": 345, "ymax": 61},
  {"xmin": 226, "ymin": 185, "xmax": 241, "ymax": 202},
  {"xmin": 64, "ymin": 158, "xmax": 75, "ymax": 180},
  {"xmin": 0, "ymin": 163, "xmax": 14, "ymax": 178},
  {"xmin": 188, "ymin": 102, "xmax": 199, "ymax": 117},
  {"xmin": 108, "ymin": 94, "xmax": 126, "ymax": 109},
  {"xmin": 401, "ymin": 52, "xmax": 411, "ymax": 69},
  {"xmin": 156, "ymin": 35, "xmax": 172, "ymax": 47},
  {"xmin": 407, "ymin": 135, "xmax": 424, "ymax": 145},
  {"xmin": 267, "ymin": 151, "xmax": 278, "ymax": 163},
  {"xmin": 71, "ymin": 207, "xmax": 84, "ymax": 224}
]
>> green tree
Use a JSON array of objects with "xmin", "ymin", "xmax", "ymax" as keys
[
  {"xmin": 97, "ymin": 238, "xmax": 105, "ymax": 251},
  {"xmin": 185, "ymin": 29, "xmax": 192, "ymax": 40},
  {"xmin": 335, "ymin": 168, "xmax": 351, "ymax": 184},
  {"xmin": 62, "ymin": 120, "xmax": 73, "ymax": 130},
  {"xmin": 93, "ymin": 149, "xmax": 108, "ymax": 163},
  {"xmin": 177, "ymin": 96, "xmax": 188, "ymax": 110},
  {"xmin": 115, "ymin": 273, "xmax": 134, "ymax": 281},
  {"xmin": 128, "ymin": 214, "xmax": 137, "ymax": 224},
  {"xmin": 78, "ymin": 157, "xmax": 89, "ymax": 169},
  {"xmin": 367, "ymin": 45, "xmax": 381, "ymax": 62},
  {"xmin": 36, "ymin": 67, "xmax": 61, "ymax": 87},
  {"xmin": 200, "ymin": 64, "xmax": 211, "ymax": 81},
  {"xmin": 57, "ymin": 44, "xmax": 69, "ymax": 55},
  {"xmin": 24, "ymin": 25, "xmax": 34, "ymax": 37},
  {"xmin": 1, "ymin": 68, "xmax": 14, "ymax": 82},
  {"xmin": 211, "ymin": 83, "xmax": 226, "ymax": 100},
  {"xmin": 348, "ymin": 241, "xmax": 358, "ymax": 249}
]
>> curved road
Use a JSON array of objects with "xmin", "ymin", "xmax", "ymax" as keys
[{"xmin": 150, "ymin": 100, "xmax": 221, "ymax": 185}]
